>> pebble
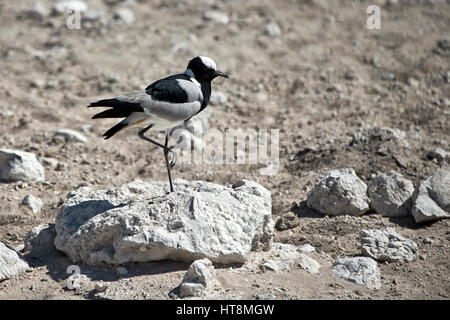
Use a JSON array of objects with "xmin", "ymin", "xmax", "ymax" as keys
[
  {"xmin": 40, "ymin": 157, "xmax": 59, "ymax": 168},
  {"xmin": 264, "ymin": 21, "xmax": 282, "ymax": 37},
  {"xmin": 52, "ymin": 1, "xmax": 88, "ymax": 15},
  {"xmin": 95, "ymin": 281, "xmax": 109, "ymax": 292},
  {"xmin": 83, "ymin": 9, "xmax": 105, "ymax": 22},
  {"xmin": 255, "ymin": 293, "xmax": 277, "ymax": 300},
  {"xmin": 21, "ymin": 195, "xmax": 43, "ymax": 214},
  {"xmin": 30, "ymin": 79, "xmax": 45, "ymax": 89},
  {"xmin": 381, "ymin": 73, "xmax": 395, "ymax": 81},
  {"xmin": 203, "ymin": 11, "xmax": 230, "ymax": 25},
  {"xmin": 114, "ymin": 7, "xmax": 135, "ymax": 25},
  {"xmin": 26, "ymin": 1, "xmax": 50, "ymax": 20},
  {"xmin": 297, "ymin": 244, "xmax": 315, "ymax": 253},
  {"xmin": 53, "ymin": 129, "xmax": 87, "ymax": 143},
  {"xmin": 427, "ymin": 147, "xmax": 449, "ymax": 164},
  {"xmin": 116, "ymin": 266, "xmax": 128, "ymax": 276},
  {"xmin": 407, "ymin": 77, "xmax": 420, "ymax": 87}
]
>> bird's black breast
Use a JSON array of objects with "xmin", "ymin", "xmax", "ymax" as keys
[
  {"xmin": 145, "ymin": 75, "xmax": 190, "ymax": 104},
  {"xmin": 200, "ymin": 82, "xmax": 211, "ymax": 110}
]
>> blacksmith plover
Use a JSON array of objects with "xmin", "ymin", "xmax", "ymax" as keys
[{"xmin": 87, "ymin": 56, "xmax": 228, "ymax": 192}]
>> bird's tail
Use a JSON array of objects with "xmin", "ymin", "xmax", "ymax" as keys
[
  {"xmin": 103, "ymin": 120, "xmax": 128, "ymax": 139},
  {"xmin": 88, "ymin": 98, "xmax": 146, "ymax": 139}
]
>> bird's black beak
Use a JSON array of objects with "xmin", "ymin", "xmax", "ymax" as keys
[{"xmin": 214, "ymin": 70, "xmax": 229, "ymax": 78}]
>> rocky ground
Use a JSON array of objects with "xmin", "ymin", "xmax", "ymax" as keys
[{"xmin": 0, "ymin": 0, "xmax": 449, "ymax": 300}]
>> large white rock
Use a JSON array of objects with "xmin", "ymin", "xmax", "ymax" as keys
[
  {"xmin": 350, "ymin": 127, "xmax": 409, "ymax": 148},
  {"xmin": 368, "ymin": 171, "xmax": 414, "ymax": 218},
  {"xmin": 0, "ymin": 241, "xmax": 29, "ymax": 281},
  {"xmin": 0, "ymin": 149, "xmax": 45, "ymax": 182},
  {"xmin": 180, "ymin": 258, "xmax": 221, "ymax": 298},
  {"xmin": 331, "ymin": 257, "xmax": 381, "ymax": 290},
  {"xmin": 412, "ymin": 167, "xmax": 450, "ymax": 223},
  {"xmin": 54, "ymin": 179, "xmax": 274, "ymax": 266},
  {"xmin": 307, "ymin": 168, "xmax": 370, "ymax": 216},
  {"xmin": 360, "ymin": 228, "xmax": 418, "ymax": 262}
]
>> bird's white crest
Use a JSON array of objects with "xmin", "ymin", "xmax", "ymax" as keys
[{"xmin": 199, "ymin": 56, "xmax": 217, "ymax": 70}]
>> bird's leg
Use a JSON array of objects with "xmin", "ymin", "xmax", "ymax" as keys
[
  {"xmin": 138, "ymin": 125, "xmax": 167, "ymax": 151},
  {"xmin": 138, "ymin": 125, "xmax": 177, "ymax": 156},
  {"xmin": 164, "ymin": 132, "xmax": 175, "ymax": 192},
  {"xmin": 138, "ymin": 125, "xmax": 175, "ymax": 192}
]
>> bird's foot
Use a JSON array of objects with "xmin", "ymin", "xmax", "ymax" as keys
[{"xmin": 168, "ymin": 146, "xmax": 178, "ymax": 169}]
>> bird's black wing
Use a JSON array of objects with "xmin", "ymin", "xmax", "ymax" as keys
[{"xmin": 145, "ymin": 74, "xmax": 191, "ymax": 104}]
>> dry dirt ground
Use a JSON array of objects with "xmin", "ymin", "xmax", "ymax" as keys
[{"xmin": 0, "ymin": 0, "xmax": 449, "ymax": 300}]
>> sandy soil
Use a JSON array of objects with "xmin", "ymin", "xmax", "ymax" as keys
[{"xmin": 0, "ymin": 0, "xmax": 449, "ymax": 300}]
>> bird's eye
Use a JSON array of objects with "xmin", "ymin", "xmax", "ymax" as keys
[{"xmin": 203, "ymin": 66, "xmax": 209, "ymax": 71}]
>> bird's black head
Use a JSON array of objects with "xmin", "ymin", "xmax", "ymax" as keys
[{"xmin": 186, "ymin": 56, "xmax": 229, "ymax": 82}]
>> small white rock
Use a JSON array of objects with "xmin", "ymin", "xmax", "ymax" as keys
[
  {"xmin": 264, "ymin": 21, "xmax": 282, "ymax": 37},
  {"xmin": 26, "ymin": 1, "xmax": 50, "ymax": 20},
  {"xmin": 116, "ymin": 266, "xmax": 128, "ymax": 275},
  {"xmin": 203, "ymin": 11, "xmax": 230, "ymax": 25},
  {"xmin": 0, "ymin": 149, "xmax": 45, "ymax": 182},
  {"xmin": 331, "ymin": 257, "xmax": 381, "ymax": 290},
  {"xmin": 427, "ymin": 148, "xmax": 450, "ymax": 164},
  {"xmin": 30, "ymin": 79, "xmax": 45, "ymax": 88},
  {"xmin": 95, "ymin": 281, "xmax": 109, "ymax": 292},
  {"xmin": 114, "ymin": 7, "xmax": 135, "ymax": 25},
  {"xmin": 297, "ymin": 253, "xmax": 320, "ymax": 274},
  {"xmin": 66, "ymin": 273, "xmax": 89, "ymax": 292},
  {"xmin": 21, "ymin": 194, "xmax": 43, "ymax": 214},
  {"xmin": 180, "ymin": 258, "xmax": 221, "ymax": 298},
  {"xmin": 53, "ymin": 129, "xmax": 87, "ymax": 143},
  {"xmin": 297, "ymin": 244, "xmax": 315, "ymax": 253},
  {"xmin": 407, "ymin": 77, "xmax": 420, "ymax": 87},
  {"xmin": 52, "ymin": 1, "xmax": 87, "ymax": 15},
  {"xmin": 0, "ymin": 242, "xmax": 30, "ymax": 281},
  {"xmin": 360, "ymin": 228, "xmax": 418, "ymax": 262},
  {"xmin": 40, "ymin": 157, "xmax": 59, "ymax": 168}
]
